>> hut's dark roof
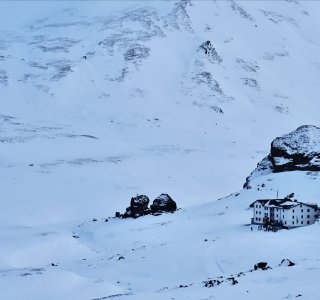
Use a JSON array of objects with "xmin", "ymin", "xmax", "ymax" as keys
[
  {"xmin": 250, "ymin": 199, "xmax": 287, "ymax": 207},
  {"xmin": 250, "ymin": 199, "xmax": 319, "ymax": 210}
]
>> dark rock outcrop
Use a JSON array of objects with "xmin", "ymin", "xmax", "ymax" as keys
[
  {"xmin": 284, "ymin": 193, "xmax": 295, "ymax": 199},
  {"xmin": 200, "ymin": 41, "xmax": 222, "ymax": 64},
  {"xmin": 204, "ymin": 279, "xmax": 222, "ymax": 288},
  {"xmin": 227, "ymin": 277, "xmax": 238, "ymax": 285},
  {"xmin": 124, "ymin": 44, "xmax": 150, "ymax": 62},
  {"xmin": 254, "ymin": 262, "xmax": 269, "ymax": 270},
  {"xmin": 116, "ymin": 193, "xmax": 177, "ymax": 219},
  {"xmin": 244, "ymin": 125, "xmax": 320, "ymax": 188},
  {"xmin": 122, "ymin": 195, "xmax": 151, "ymax": 218},
  {"xmin": 279, "ymin": 259, "xmax": 295, "ymax": 267},
  {"xmin": 200, "ymin": 40, "xmax": 213, "ymax": 55},
  {"xmin": 150, "ymin": 194, "xmax": 177, "ymax": 213},
  {"xmin": 271, "ymin": 125, "xmax": 320, "ymax": 172}
]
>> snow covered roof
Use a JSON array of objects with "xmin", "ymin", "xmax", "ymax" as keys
[
  {"xmin": 249, "ymin": 199, "xmax": 318, "ymax": 210},
  {"xmin": 250, "ymin": 199, "xmax": 285, "ymax": 207},
  {"xmin": 249, "ymin": 200, "xmax": 268, "ymax": 207},
  {"xmin": 303, "ymin": 203, "xmax": 319, "ymax": 210}
]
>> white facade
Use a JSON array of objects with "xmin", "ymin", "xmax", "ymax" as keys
[
  {"xmin": 252, "ymin": 201, "xmax": 265, "ymax": 224},
  {"xmin": 283, "ymin": 203, "xmax": 318, "ymax": 227},
  {"xmin": 251, "ymin": 199, "xmax": 319, "ymax": 228}
]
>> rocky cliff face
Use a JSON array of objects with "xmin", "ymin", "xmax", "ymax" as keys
[
  {"xmin": 244, "ymin": 125, "xmax": 320, "ymax": 188},
  {"xmin": 271, "ymin": 125, "xmax": 320, "ymax": 172}
]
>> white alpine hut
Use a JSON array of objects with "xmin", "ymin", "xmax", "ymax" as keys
[{"xmin": 250, "ymin": 199, "xmax": 319, "ymax": 228}]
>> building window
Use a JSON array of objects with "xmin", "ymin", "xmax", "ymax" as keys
[
  {"xmin": 285, "ymin": 221, "xmax": 287, "ymax": 225},
  {"xmin": 301, "ymin": 209, "xmax": 303, "ymax": 212},
  {"xmin": 283, "ymin": 215, "xmax": 284, "ymax": 218},
  {"xmin": 307, "ymin": 209, "xmax": 310, "ymax": 212},
  {"xmin": 307, "ymin": 215, "xmax": 310, "ymax": 218},
  {"xmin": 276, "ymin": 214, "xmax": 278, "ymax": 217},
  {"xmin": 259, "ymin": 205, "xmax": 261, "ymax": 208},
  {"xmin": 256, "ymin": 217, "xmax": 258, "ymax": 221},
  {"xmin": 307, "ymin": 221, "xmax": 310, "ymax": 224},
  {"xmin": 292, "ymin": 209, "xmax": 295, "ymax": 213},
  {"xmin": 292, "ymin": 216, "xmax": 294, "ymax": 219},
  {"xmin": 292, "ymin": 221, "xmax": 294, "ymax": 225},
  {"xmin": 300, "ymin": 204, "xmax": 302, "ymax": 208},
  {"xmin": 301, "ymin": 221, "xmax": 303, "ymax": 224},
  {"xmin": 301, "ymin": 215, "xmax": 303, "ymax": 219}
]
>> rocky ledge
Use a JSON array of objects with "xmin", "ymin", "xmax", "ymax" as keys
[{"xmin": 244, "ymin": 125, "xmax": 320, "ymax": 188}]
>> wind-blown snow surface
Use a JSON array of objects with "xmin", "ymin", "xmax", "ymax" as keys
[{"xmin": 1, "ymin": 1, "xmax": 320, "ymax": 299}]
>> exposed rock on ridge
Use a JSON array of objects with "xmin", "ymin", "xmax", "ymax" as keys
[
  {"xmin": 271, "ymin": 125, "xmax": 320, "ymax": 172},
  {"xmin": 244, "ymin": 125, "xmax": 320, "ymax": 188}
]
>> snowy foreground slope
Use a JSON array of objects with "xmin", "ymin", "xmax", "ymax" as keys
[
  {"xmin": 1, "ymin": 170, "xmax": 319, "ymax": 300},
  {"xmin": 1, "ymin": 1, "xmax": 320, "ymax": 299},
  {"xmin": 1, "ymin": 128, "xmax": 320, "ymax": 299}
]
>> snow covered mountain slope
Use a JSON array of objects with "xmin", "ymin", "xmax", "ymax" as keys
[
  {"xmin": 1, "ymin": 1, "xmax": 320, "ymax": 225},
  {"xmin": 1, "ymin": 2, "xmax": 320, "ymax": 298}
]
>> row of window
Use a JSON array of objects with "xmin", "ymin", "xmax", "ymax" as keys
[
  {"xmin": 292, "ymin": 220, "xmax": 310, "ymax": 225},
  {"xmin": 292, "ymin": 215, "xmax": 312, "ymax": 219},
  {"xmin": 255, "ymin": 204, "xmax": 313, "ymax": 213},
  {"xmin": 292, "ymin": 209, "xmax": 311, "ymax": 213},
  {"xmin": 284, "ymin": 220, "xmax": 311, "ymax": 225},
  {"xmin": 254, "ymin": 217, "xmax": 311, "ymax": 225},
  {"xmin": 255, "ymin": 211, "xmax": 314, "ymax": 219}
]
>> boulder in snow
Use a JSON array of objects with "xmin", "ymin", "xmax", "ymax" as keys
[
  {"xmin": 150, "ymin": 194, "xmax": 177, "ymax": 213},
  {"xmin": 123, "ymin": 195, "xmax": 151, "ymax": 218}
]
